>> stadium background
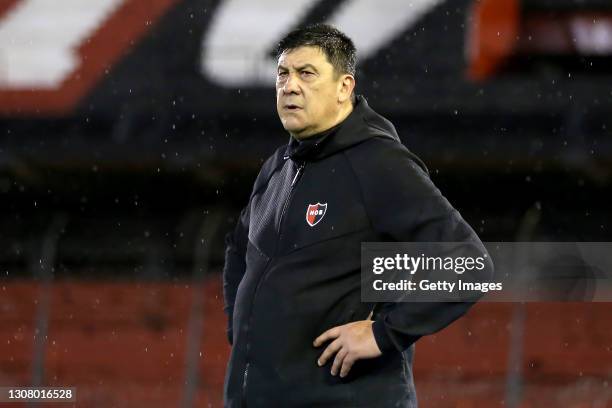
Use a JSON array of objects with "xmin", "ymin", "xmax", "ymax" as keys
[{"xmin": 1, "ymin": 0, "xmax": 610, "ymax": 406}]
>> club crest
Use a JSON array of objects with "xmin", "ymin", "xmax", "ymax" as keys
[{"xmin": 305, "ymin": 203, "xmax": 327, "ymax": 227}]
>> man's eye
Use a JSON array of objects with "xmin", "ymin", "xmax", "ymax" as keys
[
  {"xmin": 277, "ymin": 71, "xmax": 288, "ymax": 77},
  {"xmin": 301, "ymin": 71, "xmax": 314, "ymax": 76}
]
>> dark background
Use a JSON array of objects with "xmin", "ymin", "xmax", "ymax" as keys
[{"xmin": 0, "ymin": 0, "xmax": 610, "ymax": 406}]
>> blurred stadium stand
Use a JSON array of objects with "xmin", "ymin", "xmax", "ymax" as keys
[{"xmin": 1, "ymin": 0, "xmax": 611, "ymax": 406}]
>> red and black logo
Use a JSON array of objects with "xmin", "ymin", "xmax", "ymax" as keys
[{"xmin": 306, "ymin": 203, "xmax": 327, "ymax": 227}]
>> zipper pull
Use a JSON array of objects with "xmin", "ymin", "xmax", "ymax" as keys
[{"xmin": 291, "ymin": 163, "xmax": 305, "ymax": 186}]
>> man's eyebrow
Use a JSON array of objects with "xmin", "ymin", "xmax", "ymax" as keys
[
  {"xmin": 296, "ymin": 64, "xmax": 319, "ymax": 73},
  {"xmin": 277, "ymin": 64, "xmax": 319, "ymax": 73}
]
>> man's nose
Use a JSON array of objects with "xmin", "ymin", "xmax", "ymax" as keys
[{"xmin": 282, "ymin": 73, "xmax": 300, "ymax": 94}]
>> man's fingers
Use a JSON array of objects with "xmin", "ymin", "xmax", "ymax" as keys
[
  {"xmin": 317, "ymin": 338, "xmax": 342, "ymax": 366},
  {"xmin": 313, "ymin": 326, "xmax": 341, "ymax": 347},
  {"xmin": 340, "ymin": 355, "xmax": 355, "ymax": 378},
  {"xmin": 330, "ymin": 348, "xmax": 348, "ymax": 376}
]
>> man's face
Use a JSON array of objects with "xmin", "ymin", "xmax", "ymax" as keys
[{"xmin": 276, "ymin": 46, "xmax": 346, "ymax": 139}]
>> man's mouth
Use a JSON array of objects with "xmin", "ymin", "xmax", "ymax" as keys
[{"xmin": 284, "ymin": 104, "xmax": 302, "ymax": 111}]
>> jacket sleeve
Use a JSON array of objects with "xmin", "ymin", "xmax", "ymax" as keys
[
  {"xmin": 222, "ymin": 147, "xmax": 285, "ymax": 345},
  {"xmin": 350, "ymin": 137, "xmax": 494, "ymax": 353},
  {"xmin": 222, "ymin": 203, "xmax": 250, "ymax": 346}
]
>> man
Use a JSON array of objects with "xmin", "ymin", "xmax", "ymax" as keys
[{"xmin": 223, "ymin": 24, "xmax": 492, "ymax": 407}]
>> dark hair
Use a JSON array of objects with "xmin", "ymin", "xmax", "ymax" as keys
[{"xmin": 275, "ymin": 23, "xmax": 357, "ymax": 78}]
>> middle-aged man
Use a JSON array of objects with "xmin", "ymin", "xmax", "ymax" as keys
[{"xmin": 223, "ymin": 23, "xmax": 493, "ymax": 407}]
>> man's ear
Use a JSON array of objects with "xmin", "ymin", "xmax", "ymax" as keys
[{"xmin": 338, "ymin": 74, "xmax": 355, "ymax": 104}]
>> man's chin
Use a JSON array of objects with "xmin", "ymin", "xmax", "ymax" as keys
[{"xmin": 281, "ymin": 121, "xmax": 307, "ymax": 136}]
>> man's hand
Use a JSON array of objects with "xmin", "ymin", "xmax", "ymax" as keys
[{"xmin": 313, "ymin": 320, "xmax": 382, "ymax": 378}]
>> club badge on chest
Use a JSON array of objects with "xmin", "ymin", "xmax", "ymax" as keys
[{"xmin": 306, "ymin": 203, "xmax": 327, "ymax": 227}]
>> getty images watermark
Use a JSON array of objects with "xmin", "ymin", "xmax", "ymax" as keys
[{"xmin": 361, "ymin": 242, "xmax": 612, "ymax": 302}]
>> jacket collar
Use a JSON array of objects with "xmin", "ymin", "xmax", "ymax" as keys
[{"xmin": 284, "ymin": 95, "xmax": 400, "ymax": 161}]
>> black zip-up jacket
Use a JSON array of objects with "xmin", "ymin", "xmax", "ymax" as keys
[{"xmin": 222, "ymin": 95, "xmax": 492, "ymax": 407}]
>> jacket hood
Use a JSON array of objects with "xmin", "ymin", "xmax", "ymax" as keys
[{"xmin": 284, "ymin": 95, "xmax": 428, "ymax": 174}]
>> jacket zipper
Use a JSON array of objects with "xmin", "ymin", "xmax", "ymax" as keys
[
  {"xmin": 279, "ymin": 161, "xmax": 305, "ymax": 235},
  {"xmin": 240, "ymin": 158, "xmax": 305, "ymax": 407}
]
